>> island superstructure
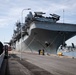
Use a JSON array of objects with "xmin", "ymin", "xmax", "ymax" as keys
[{"xmin": 10, "ymin": 12, "xmax": 76, "ymax": 54}]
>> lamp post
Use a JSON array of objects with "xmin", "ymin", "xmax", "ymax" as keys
[{"xmin": 20, "ymin": 8, "xmax": 31, "ymax": 60}]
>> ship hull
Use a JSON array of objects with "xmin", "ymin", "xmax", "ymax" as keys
[{"xmin": 15, "ymin": 21, "xmax": 76, "ymax": 54}]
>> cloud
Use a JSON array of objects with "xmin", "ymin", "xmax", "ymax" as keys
[
  {"xmin": 0, "ymin": 18, "xmax": 9, "ymax": 28},
  {"xmin": 0, "ymin": 0, "xmax": 76, "ymax": 28},
  {"xmin": 0, "ymin": 7, "xmax": 22, "ymax": 28},
  {"xmin": 0, "ymin": 0, "xmax": 76, "ymax": 29},
  {"xmin": 0, "ymin": 0, "xmax": 76, "ymax": 42}
]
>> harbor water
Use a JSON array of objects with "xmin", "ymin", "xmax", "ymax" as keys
[{"xmin": 63, "ymin": 51, "xmax": 76, "ymax": 58}]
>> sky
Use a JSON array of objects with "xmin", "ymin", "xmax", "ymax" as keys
[{"xmin": 0, "ymin": 0, "xmax": 76, "ymax": 46}]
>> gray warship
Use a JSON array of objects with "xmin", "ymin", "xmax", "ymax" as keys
[{"xmin": 11, "ymin": 12, "xmax": 76, "ymax": 54}]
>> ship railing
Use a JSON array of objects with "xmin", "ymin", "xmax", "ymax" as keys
[{"xmin": 0, "ymin": 51, "xmax": 5, "ymax": 68}]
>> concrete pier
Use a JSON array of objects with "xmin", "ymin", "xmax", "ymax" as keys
[{"xmin": 0, "ymin": 51, "xmax": 76, "ymax": 75}]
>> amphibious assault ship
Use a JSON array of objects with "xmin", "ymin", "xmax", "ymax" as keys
[{"xmin": 11, "ymin": 12, "xmax": 76, "ymax": 54}]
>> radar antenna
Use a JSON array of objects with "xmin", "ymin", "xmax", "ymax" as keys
[
  {"xmin": 50, "ymin": 14, "xmax": 60, "ymax": 21},
  {"xmin": 34, "ymin": 12, "xmax": 45, "ymax": 17}
]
